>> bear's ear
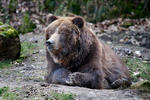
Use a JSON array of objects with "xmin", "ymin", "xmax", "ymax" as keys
[
  {"xmin": 72, "ymin": 17, "xmax": 84, "ymax": 28},
  {"xmin": 47, "ymin": 15, "xmax": 58, "ymax": 24}
]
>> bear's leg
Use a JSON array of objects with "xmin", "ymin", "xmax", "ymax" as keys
[
  {"xmin": 105, "ymin": 67, "xmax": 131, "ymax": 89},
  {"xmin": 51, "ymin": 68, "xmax": 71, "ymax": 85},
  {"xmin": 65, "ymin": 72, "xmax": 103, "ymax": 89}
]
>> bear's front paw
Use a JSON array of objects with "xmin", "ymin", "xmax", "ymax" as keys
[
  {"xmin": 111, "ymin": 78, "xmax": 129, "ymax": 89},
  {"xmin": 66, "ymin": 72, "xmax": 82, "ymax": 86}
]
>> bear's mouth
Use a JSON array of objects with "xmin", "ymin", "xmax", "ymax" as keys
[
  {"xmin": 47, "ymin": 45, "xmax": 62, "ymax": 55},
  {"xmin": 47, "ymin": 45, "xmax": 54, "ymax": 51}
]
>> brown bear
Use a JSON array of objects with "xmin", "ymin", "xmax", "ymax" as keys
[{"xmin": 45, "ymin": 15, "xmax": 131, "ymax": 89}]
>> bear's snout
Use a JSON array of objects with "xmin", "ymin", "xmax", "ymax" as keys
[{"xmin": 46, "ymin": 40, "xmax": 54, "ymax": 50}]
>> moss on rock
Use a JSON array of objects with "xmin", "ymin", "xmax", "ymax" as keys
[
  {"xmin": 0, "ymin": 22, "xmax": 18, "ymax": 38},
  {"xmin": 0, "ymin": 22, "xmax": 20, "ymax": 60},
  {"xmin": 0, "ymin": 22, "xmax": 3, "ymax": 25}
]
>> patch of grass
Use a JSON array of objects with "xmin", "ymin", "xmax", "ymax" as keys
[
  {"xmin": 18, "ymin": 13, "xmax": 36, "ymax": 34},
  {"xmin": 49, "ymin": 91, "xmax": 75, "ymax": 100},
  {"xmin": 16, "ymin": 41, "xmax": 38, "ymax": 62},
  {"xmin": 0, "ymin": 87, "xmax": 19, "ymax": 100},
  {"xmin": 123, "ymin": 58, "xmax": 150, "ymax": 82},
  {"xmin": 20, "ymin": 41, "xmax": 37, "ymax": 57},
  {"xmin": 0, "ymin": 87, "xmax": 9, "ymax": 96},
  {"xmin": 0, "ymin": 60, "xmax": 12, "ymax": 69}
]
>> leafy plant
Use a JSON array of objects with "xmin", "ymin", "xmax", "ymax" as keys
[
  {"xmin": 123, "ymin": 58, "xmax": 150, "ymax": 82},
  {"xmin": 41, "ymin": 0, "xmax": 150, "ymax": 22},
  {"xmin": 0, "ymin": 87, "xmax": 9, "ymax": 96},
  {"xmin": 18, "ymin": 13, "xmax": 36, "ymax": 34},
  {"xmin": 49, "ymin": 92, "xmax": 75, "ymax": 100},
  {"xmin": 0, "ymin": 87, "xmax": 19, "ymax": 100},
  {"xmin": 16, "ymin": 41, "xmax": 37, "ymax": 62},
  {"xmin": 0, "ymin": 60, "xmax": 12, "ymax": 69},
  {"xmin": 8, "ymin": 0, "xmax": 17, "ymax": 13}
]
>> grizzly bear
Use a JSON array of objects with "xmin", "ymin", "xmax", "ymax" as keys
[{"xmin": 45, "ymin": 15, "xmax": 131, "ymax": 89}]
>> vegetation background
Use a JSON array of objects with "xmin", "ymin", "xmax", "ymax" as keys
[
  {"xmin": 41, "ymin": 0, "xmax": 150, "ymax": 22},
  {"xmin": 1, "ymin": 0, "xmax": 150, "ymax": 23}
]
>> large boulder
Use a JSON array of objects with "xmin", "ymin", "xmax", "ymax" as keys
[{"xmin": 0, "ymin": 22, "xmax": 21, "ymax": 60}]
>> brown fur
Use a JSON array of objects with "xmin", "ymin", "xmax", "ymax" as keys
[{"xmin": 45, "ymin": 15, "xmax": 131, "ymax": 89}]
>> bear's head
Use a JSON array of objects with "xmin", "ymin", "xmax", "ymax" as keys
[{"xmin": 45, "ymin": 15, "xmax": 86, "ymax": 67}]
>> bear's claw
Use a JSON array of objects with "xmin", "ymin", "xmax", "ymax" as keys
[
  {"xmin": 66, "ymin": 72, "xmax": 82, "ymax": 86},
  {"xmin": 111, "ymin": 78, "xmax": 129, "ymax": 89}
]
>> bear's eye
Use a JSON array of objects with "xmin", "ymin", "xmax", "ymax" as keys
[
  {"xmin": 46, "ymin": 34, "xmax": 49, "ymax": 40},
  {"xmin": 60, "ymin": 32, "xmax": 65, "ymax": 34}
]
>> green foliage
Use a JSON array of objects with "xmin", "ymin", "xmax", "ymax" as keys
[
  {"xmin": 0, "ymin": 88, "xmax": 74, "ymax": 100},
  {"xmin": 0, "ymin": 22, "xmax": 3, "ymax": 25},
  {"xmin": 0, "ymin": 87, "xmax": 9, "ymax": 96},
  {"xmin": 16, "ymin": 41, "xmax": 37, "ymax": 62},
  {"xmin": 8, "ymin": 0, "xmax": 17, "ymax": 13},
  {"xmin": 49, "ymin": 92, "xmax": 75, "ymax": 100},
  {"xmin": 0, "ymin": 87, "xmax": 19, "ymax": 100},
  {"xmin": 0, "ymin": 60, "xmax": 12, "ymax": 69},
  {"xmin": 1, "ymin": 0, "xmax": 150, "ymax": 23},
  {"xmin": 18, "ymin": 13, "xmax": 36, "ymax": 34},
  {"xmin": 0, "ymin": 3, "xmax": 10, "ymax": 24},
  {"xmin": 41, "ymin": 0, "xmax": 150, "ymax": 22},
  {"xmin": 0, "ymin": 22, "xmax": 18, "ymax": 38},
  {"xmin": 123, "ymin": 58, "xmax": 150, "ymax": 82}
]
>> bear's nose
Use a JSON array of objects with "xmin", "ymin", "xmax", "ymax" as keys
[
  {"xmin": 46, "ymin": 40, "xmax": 54, "ymax": 50},
  {"xmin": 46, "ymin": 40, "xmax": 54, "ymax": 46}
]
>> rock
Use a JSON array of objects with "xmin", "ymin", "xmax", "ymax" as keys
[
  {"xmin": 98, "ymin": 33, "xmax": 112, "ymax": 41},
  {"xmin": 141, "ymin": 36, "xmax": 150, "ymax": 49},
  {"xmin": 119, "ymin": 36, "xmax": 130, "ymax": 44},
  {"xmin": 0, "ymin": 36, "xmax": 21, "ymax": 61},
  {"xmin": 130, "ymin": 36, "xmax": 140, "ymax": 46},
  {"xmin": 142, "ymin": 53, "xmax": 150, "ymax": 61},
  {"xmin": 120, "ymin": 21, "xmax": 134, "ymax": 28},
  {"xmin": 133, "ymin": 71, "xmax": 140, "ymax": 76},
  {"xmin": 114, "ymin": 48, "xmax": 133, "ymax": 57},
  {"xmin": 0, "ymin": 22, "xmax": 21, "ymax": 60},
  {"xmin": 134, "ymin": 51, "xmax": 141, "ymax": 57}
]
